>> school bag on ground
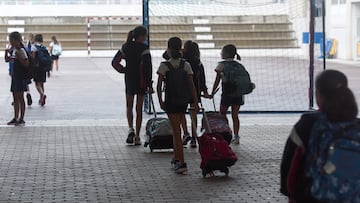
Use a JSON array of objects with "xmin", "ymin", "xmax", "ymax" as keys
[
  {"xmin": 198, "ymin": 106, "xmax": 237, "ymax": 177},
  {"xmin": 163, "ymin": 59, "xmax": 191, "ymax": 106},
  {"xmin": 304, "ymin": 113, "xmax": 360, "ymax": 203},
  {"xmin": 52, "ymin": 43, "xmax": 62, "ymax": 56},
  {"xmin": 144, "ymin": 95, "xmax": 173, "ymax": 152},
  {"xmin": 35, "ymin": 45, "xmax": 52, "ymax": 72},
  {"xmin": 220, "ymin": 60, "xmax": 253, "ymax": 97},
  {"xmin": 200, "ymin": 97, "xmax": 232, "ymax": 144}
]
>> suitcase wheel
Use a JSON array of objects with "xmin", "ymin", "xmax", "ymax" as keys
[
  {"xmin": 150, "ymin": 147, "xmax": 153, "ymax": 152},
  {"xmin": 220, "ymin": 168, "xmax": 229, "ymax": 176},
  {"xmin": 202, "ymin": 170, "xmax": 207, "ymax": 178}
]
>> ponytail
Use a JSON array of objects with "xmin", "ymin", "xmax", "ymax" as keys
[
  {"xmin": 123, "ymin": 26, "xmax": 147, "ymax": 50},
  {"xmin": 222, "ymin": 44, "xmax": 240, "ymax": 60},
  {"xmin": 316, "ymin": 70, "xmax": 358, "ymax": 122},
  {"xmin": 126, "ymin": 30, "xmax": 134, "ymax": 44}
]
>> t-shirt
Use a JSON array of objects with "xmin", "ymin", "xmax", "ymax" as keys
[
  {"xmin": 157, "ymin": 58, "xmax": 193, "ymax": 76},
  {"xmin": 215, "ymin": 58, "xmax": 234, "ymax": 73}
]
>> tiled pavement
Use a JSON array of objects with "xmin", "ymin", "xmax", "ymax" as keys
[
  {"xmin": 0, "ymin": 124, "xmax": 290, "ymax": 203},
  {"xmin": 0, "ymin": 56, "xmax": 358, "ymax": 202}
]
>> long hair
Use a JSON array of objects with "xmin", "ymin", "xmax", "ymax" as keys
[
  {"xmin": 222, "ymin": 44, "xmax": 241, "ymax": 60},
  {"xmin": 51, "ymin": 36, "xmax": 59, "ymax": 44},
  {"xmin": 316, "ymin": 69, "xmax": 358, "ymax": 122},
  {"xmin": 167, "ymin": 37, "xmax": 182, "ymax": 59},
  {"xmin": 125, "ymin": 25, "xmax": 147, "ymax": 44},
  {"xmin": 122, "ymin": 25, "xmax": 147, "ymax": 51},
  {"xmin": 9, "ymin": 31, "xmax": 25, "ymax": 48},
  {"xmin": 183, "ymin": 40, "xmax": 200, "ymax": 61}
]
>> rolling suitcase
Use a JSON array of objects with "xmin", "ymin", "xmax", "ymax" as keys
[
  {"xmin": 198, "ymin": 106, "xmax": 237, "ymax": 177},
  {"xmin": 144, "ymin": 95, "xmax": 173, "ymax": 152},
  {"xmin": 201, "ymin": 96, "xmax": 233, "ymax": 144}
]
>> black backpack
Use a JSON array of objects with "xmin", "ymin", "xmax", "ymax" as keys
[
  {"xmin": 35, "ymin": 45, "xmax": 52, "ymax": 72},
  {"xmin": 24, "ymin": 48, "xmax": 35, "ymax": 80},
  {"xmin": 163, "ymin": 59, "xmax": 191, "ymax": 106}
]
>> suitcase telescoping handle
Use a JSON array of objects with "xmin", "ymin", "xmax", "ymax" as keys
[
  {"xmin": 201, "ymin": 87, "xmax": 219, "ymax": 112},
  {"xmin": 149, "ymin": 94, "xmax": 157, "ymax": 118}
]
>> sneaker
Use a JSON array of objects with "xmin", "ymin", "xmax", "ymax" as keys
[
  {"xmin": 171, "ymin": 159, "xmax": 180, "ymax": 170},
  {"xmin": 182, "ymin": 133, "xmax": 191, "ymax": 145},
  {"xmin": 232, "ymin": 136, "xmax": 240, "ymax": 145},
  {"xmin": 7, "ymin": 118, "xmax": 17, "ymax": 125},
  {"xmin": 175, "ymin": 163, "xmax": 188, "ymax": 174},
  {"xmin": 16, "ymin": 119, "xmax": 25, "ymax": 126},
  {"xmin": 126, "ymin": 128, "xmax": 135, "ymax": 144},
  {"xmin": 190, "ymin": 137, "xmax": 197, "ymax": 148},
  {"xmin": 134, "ymin": 136, "xmax": 141, "ymax": 146},
  {"xmin": 41, "ymin": 95, "xmax": 47, "ymax": 106},
  {"xmin": 26, "ymin": 93, "xmax": 32, "ymax": 106}
]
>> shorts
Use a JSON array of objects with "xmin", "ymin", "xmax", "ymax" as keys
[
  {"xmin": 220, "ymin": 95, "xmax": 244, "ymax": 107},
  {"xmin": 11, "ymin": 77, "xmax": 28, "ymax": 92},
  {"xmin": 165, "ymin": 103, "xmax": 187, "ymax": 114},
  {"xmin": 51, "ymin": 55, "xmax": 59, "ymax": 60},
  {"xmin": 34, "ymin": 69, "xmax": 46, "ymax": 83}
]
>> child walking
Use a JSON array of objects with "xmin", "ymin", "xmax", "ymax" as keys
[
  {"xmin": 121, "ymin": 25, "xmax": 153, "ymax": 145},
  {"xmin": 182, "ymin": 40, "xmax": 209, "ymax": 148},
  {"xmin": 211, "ymin": 44, "xmax": 252, "ymax": 145},
  {"xmin": 157, "ymin": 37, "xmax": 199, "ymax": 174},
  {"xmin": 5, "ymin": 32, "xmax": 29, "ymax": 125}
]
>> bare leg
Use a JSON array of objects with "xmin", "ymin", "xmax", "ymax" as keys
[
  {"xmin": 55, "ymin": 59, "xmax": 59, "ymax": 71},
  {"xmin": 189, "ymin": 106, "xmax": 197, "ymax": 138},
  {"xmin": 13, "ymin": 93, "xmax": 19, "ymax": 119},
  {"xmin": 168, "ymin": 113, "xmax": 184, "ymax": 164},
  {"xmin": 135, "ymin": 94, "xmax": 144, "ymax": 138},
  {"xmin": 35, "ymin": 82, "xmax": 44, "ymax": 97},
  {"xmin": 231, "ymin": 105, "xmax": 240, "ymax": 136},
  {"xmin": 220, "ymin": 104, "xmax": 229, "ymax": 120},
  {"xmin": 180, "ymin": 114, "xmax": 189, "ymax": 135},
  {"xmin": 126, "ymin": 94, "xmax": 134, "ymax": 129},
  {"xmin": 18, "ymin": 92, "xmax": 25, "ymax": 120}
]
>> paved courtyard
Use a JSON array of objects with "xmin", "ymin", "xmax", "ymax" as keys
[{"xmin": 0, "ymin": 56, "xmax": 358, "ymax": 202}]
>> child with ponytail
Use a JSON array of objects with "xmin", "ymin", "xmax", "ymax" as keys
[
  {"xmin": 281, "ymin": 70, "xmax": 359, "ymax": 203},
  {"xmin": 210, "ymin": 44, "xmax": 246, "ymax": 145},
  {"xmin": 120, "ymin": 25, "xmax": 153, "ymax": 145}
]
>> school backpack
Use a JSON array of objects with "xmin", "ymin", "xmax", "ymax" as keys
[
  {"xmin": 24, "ymin": 48, "xmax": 35, "ymax": 80},
  {"xmin": 35, "ymin": 45, "xmax": 52, "ymax": 72},
  {"xmin": 52, "ymin": 43, "xmax": 62, "ymax": 56},
  {"xmin": 220, "ymin": 60, "xmax": 252, "ymax": 97},
  {"xmin": 163, "ymin": 59, "xmax": 191, "ymax": 106},
  {"xmin": 304, "ymin": 113, "xmax": 360, "ymax": 203}
]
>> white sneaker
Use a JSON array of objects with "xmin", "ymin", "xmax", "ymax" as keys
[
  {"xmin": 231, "ymin": 136, "xmax": 240, "ymax": 145},
  {"xmin": 134, "ymin": 136, "xmax": 141, "ymax": 146}
]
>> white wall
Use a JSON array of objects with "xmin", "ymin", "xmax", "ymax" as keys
[{"xmin": 352, "ymin": 2, "xmax": 360, "ymax": 60}]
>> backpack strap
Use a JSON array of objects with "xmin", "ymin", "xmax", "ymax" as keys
[
  {"xmin": 179, "ymin": 59, "xmax": 185, "ymax": 70},
  {"xmin": 162, "ymin": 61, "xmax": 174, "ymax": 70},
  {"xmin": 162, "ymin": 59, "xmax": 186, "ymax": 70}
]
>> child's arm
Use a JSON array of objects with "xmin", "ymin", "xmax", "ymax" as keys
[
  {"xmin": 188, "ymin": 75, "xmax": 199, "ymax": 112},
  {"xmin": 199, "ymin": 63, "xmax": 209, "ymax": 97},
  {"xmin": 211, "ymin": 71, "xmax": 221, "ymax": 97},
  {"xmin": 157, "ymin": 74, "xmax": 165, "ymax": 110},
  {"xmin": 4, "ymin": 48, "xmax": 10, "ymax": 62},
  {"xmin": 17, "ymin": 48, "xmax": 29, "ymax": 67}
]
